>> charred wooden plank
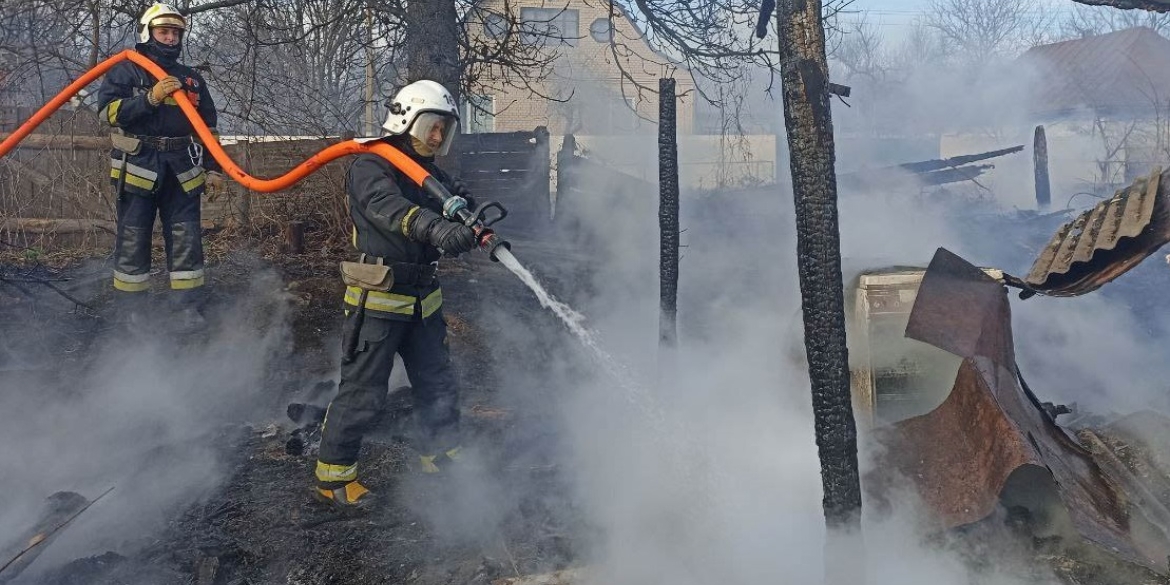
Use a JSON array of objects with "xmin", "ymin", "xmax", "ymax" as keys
[
  {"xmin": 0, "ymin": 218, "xmax": 116, "ymax": 234},
  {"xmin": 0, "ymin": 133, "xmax": 110, "ymax": 150},
  {"xmin": 899, "ymin": 145, "xmax": 1024, "ymax": 174}
]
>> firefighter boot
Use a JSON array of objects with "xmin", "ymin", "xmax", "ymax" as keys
[
  {"xmin": 173, "ymin": 306, "xmax": 207, "ymax": 335},
  {"xmin": 111, "ymin": 289, "xmax": 151, "ymax": 332},
  {"xmin": 419, "ymin": 446, "xmax": 463, "ymax": 474},
  {"xmin": 169, "ymin": 286, "xmax": 208, "ymax": 335},
  {"xmin": 314, "ymin": 480, "xmax": 375, "ymax": 510}
]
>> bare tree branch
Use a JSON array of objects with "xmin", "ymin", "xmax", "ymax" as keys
[{"xmin": 185, "ymin": 0, "xmax": 255, "ymax": 16}]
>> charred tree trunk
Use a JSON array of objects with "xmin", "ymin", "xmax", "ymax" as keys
[
  {"xmin": 776, "ymin": 0, "xmax": 863, "ymax": 579},
  {"xmin": 284, "ymin": 221, "xmax": 306, "ymax": 254},
  {"xmin": 658, "ymin": 78, "xmax": 679, "ymax": 351},
  {"xmin": 405, "ymin": 0, "xmax": 461, "ymax": 173},
  {"xmin": 1034, "ymin": 125, "xmax": 1051, "ymax": 210}
]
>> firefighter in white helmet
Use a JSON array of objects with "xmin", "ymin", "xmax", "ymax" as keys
[
  {"xmin": 314, "ymin": 80, "xmax": 479, "ymax": 508},
  {"xmin": 96, "ymin": 3, "xmax": 222, "ymax": 332}
]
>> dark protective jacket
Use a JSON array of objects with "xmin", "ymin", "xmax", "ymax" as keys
[
  {"xmin": 96, "ymin": 43, "xmax": 219, "ymax": 195},
  {"xmin": 343, "ymin": 135, "xmax": 459, "ymax": 322}
]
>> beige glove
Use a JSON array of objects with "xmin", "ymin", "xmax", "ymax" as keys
[
  {"xmin": 206, "ymin": 171, "xmax": 226, "ymax": 189},
  {"xmin": 205, "ymin": 171, "xmax": 228, "ymax": 201},
  {"xmin": 148, "ymin": 76, "xmax": 183, "ymax": 106}
]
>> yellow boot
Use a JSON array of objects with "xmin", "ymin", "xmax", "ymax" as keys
[
  {"xmin": 419, "ymin": 446, "xmax": 462, "ymax": 474},
  {"xmin": 314, "ymin": 480, "xmax": 375, "ymax": 509}
]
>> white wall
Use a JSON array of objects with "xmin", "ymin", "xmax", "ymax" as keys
[
  {"xmin": 941, "ymin": 119, "xmax": 1156, "ymax": 211},
  {"xmin": 554, "ymin": 134, "xmax": 778, "ymax": 191}
]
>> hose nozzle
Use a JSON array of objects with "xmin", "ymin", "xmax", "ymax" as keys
[{"xmin": 477, "ymin": 230, "xmax": 510, "ymax": 262}]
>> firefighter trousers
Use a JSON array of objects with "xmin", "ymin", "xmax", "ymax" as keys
[
  {"xmin": 316, "ymin": 310, "xmax": 460, "ymax": 488},
  {"xmin": 112, "ymin": 171, "xmax": 204, "ymax": 297}
]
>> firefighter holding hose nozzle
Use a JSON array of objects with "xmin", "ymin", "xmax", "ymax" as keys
[
  {"xmin": 314, "ymin": 80, "xmax": 480, "ymax": 509},
  {"xmin": 96, "ymin": 2, "xmax": 223, "ymax": 333}
]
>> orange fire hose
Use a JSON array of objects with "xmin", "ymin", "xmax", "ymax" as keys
[
  {"xmin": 0, "ymin": 49, "xmax": 431, "ymax": 191},
  {"xmin": 0, "ymin": 49, "xmax": 511, "ymax": 260}
]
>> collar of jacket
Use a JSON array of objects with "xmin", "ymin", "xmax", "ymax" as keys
[{"xmin": 135, "ymin": 41, "xmax": 180, "ymax": 67}]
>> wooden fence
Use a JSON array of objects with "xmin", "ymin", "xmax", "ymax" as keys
[
  {"xmin": 553, "ymin": 134, "xmax": 655, "ymax": 247},
  {"xmin": 455, "ymin": 127, "xmax": 550, "ymax": 234},
  {"xmin": 0, "ymin": 122, "xmax": 553, "ymax": 248}
]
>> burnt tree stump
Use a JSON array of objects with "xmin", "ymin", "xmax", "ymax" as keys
[{"xmin": 284, "ymin": 221, "xmax": 306, "ymax": 254}]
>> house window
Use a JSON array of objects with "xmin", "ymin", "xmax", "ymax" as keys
[
  {"xmin": 483, "ymin": 13, "xmax": 507, "ymax": 39},
  {"xmin": 520, "ymin": 7, "xmax": 579, "ymax": 47},
  {"xmin": 589, "ymin": 18, "xmax": 612, "ymax": 42},
  {"xmin": 463, "ymin": 95, "xmax": 495, "ymax": 134}
]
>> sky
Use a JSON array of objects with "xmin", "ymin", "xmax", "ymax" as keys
[
  {"xmin": 849, "ymin": 0, "xmax": 934, "ymax": 27},
  {"xmin": 839, "ymin": 0, "xmax": 954, "ymax": 46},
  {"xmin": 845, "ymin": 0, "xmax": 1077, "ymax": 43}
]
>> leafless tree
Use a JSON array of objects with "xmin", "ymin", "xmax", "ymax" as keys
[
  {"xmin": 184, "ymin": 0, "xmax": 384, "ymax": 135},
  {"xmin": 830, "ymin": 20, "xmax": 958, "ymax": 138},
  {"xmin": 833, "ymin": 15, "xmax": 886, "ymax": 84},
  {"xmin": 572, "ymin": 0, "xmax": 854, "ymax": 113},
  {"xmin": 1, "ymin": 0, "xmax": 563, "ymax": 137},
  {"xmin": 887, "ymin": 23, "xmax": 949, "ymax": 74},
  {"xmin": 1061, "ymin": 48, "xmax": 1170, "ymax": 190},
  {"xmin": 0, "ymin": 0, "xmax": 139, "ymax": 107},
  {"xmin": 925, "ymin": 0, "xmax": 1057, "ymax": 62}
]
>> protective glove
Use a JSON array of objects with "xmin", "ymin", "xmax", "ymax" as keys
[
  {"xmin": 429, "ymin": 219, "xmax": 477, "ymax": 256},
  {"xmin": 408, "ymin": 208, "xmax": 476, "ymax": 256},
  {"xmin": 148, "ymin": 76, "xmax": 183, "ymax": 106}
]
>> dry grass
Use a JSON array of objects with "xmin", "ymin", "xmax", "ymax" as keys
[{"xmin": 1, "ymin": 132, "xmax": 356, "ymax": 268}]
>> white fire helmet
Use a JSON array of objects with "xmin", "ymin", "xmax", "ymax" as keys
[
  {"xmin": 138, "ymin": 3, "xmax": 186, "ymax": 43},
  {"xmin": 382, "ymin": 80, "xmax": 460, "ymax": 156}
]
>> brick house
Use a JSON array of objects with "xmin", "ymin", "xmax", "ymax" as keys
[{"xmin": 464, "ymin": 0, "xmax": 697, "ymax": 135}]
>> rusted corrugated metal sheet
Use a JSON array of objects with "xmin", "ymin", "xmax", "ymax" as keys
[
  {"xmin": 873, "ymin": 248, "xmax": 1170, "ymax": 572},
  {"xmin": 1024, "ymin": 167, "xmax": 1170, "ymax": 296}
]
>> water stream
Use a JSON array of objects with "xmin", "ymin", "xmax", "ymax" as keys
[
  {"xmin": 493, "ymin": 246, "xmax": 733, "ymax": 524},
  {"xmin": 492, "ymin": 247, "xmax": 664, "ymax": 428}
]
